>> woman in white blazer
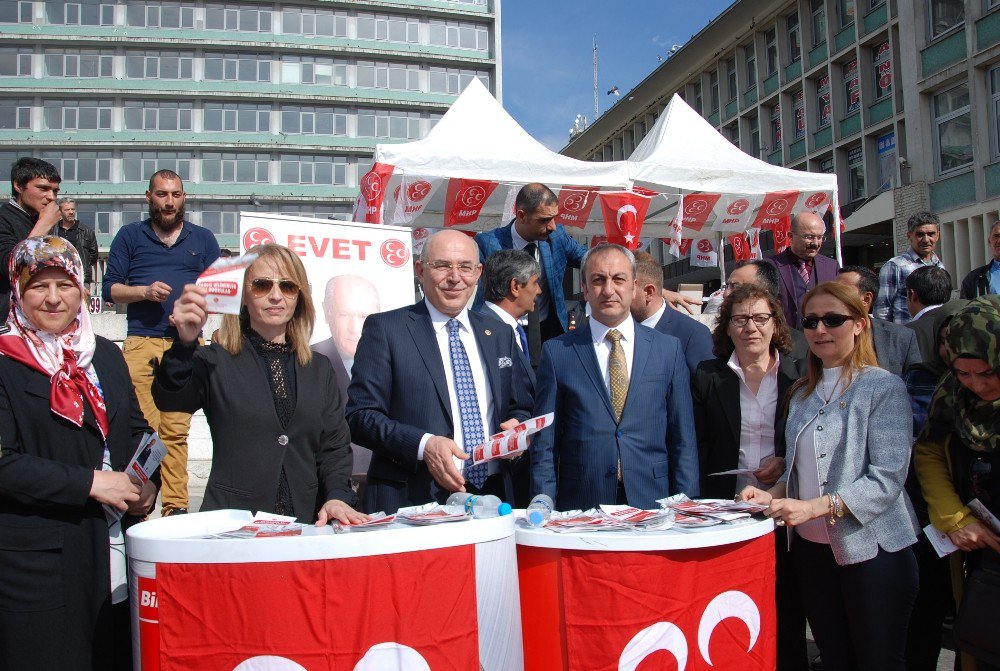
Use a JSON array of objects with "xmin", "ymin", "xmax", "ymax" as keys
[{"xmin": 741, "ymin": 281, "xmax": 918, "ymax": 671}]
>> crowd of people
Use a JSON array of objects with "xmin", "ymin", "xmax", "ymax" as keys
[{"xmin": 0, "ymin": 160, "xmax": 997, "ymax": 671}]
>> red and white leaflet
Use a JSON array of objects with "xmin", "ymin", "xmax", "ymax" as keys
[
  {"xmin": 544, "ymin": 509, "xmax": 630, "ymax": 533},
  {"xmin": 598, "ymin": 505, "xmax": 676, "ymax": 530},
  {"xmin": 331, "ymin": 511, "xmax": 396, "ymax": 534},
  {"xmin": 107, "ymin": 432, "xmax": 168, "ymax": 521},
  {"xmin": 396, "ymin": 502, "xmax": 469, "ymax": 525},
  {"xmin": 205, "ymin": 513, "xmax": 304, "ymax": 539},
  {"xmin": 195, "ymin": 252, "xmax": 259, "ymax": 315},
  {"xmin": 471, "ymin": 412, "xmax": 553, "ymax": 465}
]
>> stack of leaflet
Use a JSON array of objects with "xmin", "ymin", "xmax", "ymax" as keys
[
  {"xmin": 203, "ymin": 513, "xmax": 304, "ymax": 539},
  {"xmin": 331, "ymin": 512, "xmax": 397, "ymax": 534},
  {"xmin": 395, "ymin": 502, "xmax": 469, "ymax": 526},
  {"xmin": 541, "ymin": 506, "xmax": 676, "ymax": 533},
  {"xmin": 657, "ymin": 495, "xmax": 768, "ymax": 529}
]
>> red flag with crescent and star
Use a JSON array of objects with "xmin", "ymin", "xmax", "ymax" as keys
[{"xmin": 598, "ymin": 191, "xmax": 652, "ymax": 250}]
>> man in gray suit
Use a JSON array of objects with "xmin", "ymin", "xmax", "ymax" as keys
[{"xmin": 835, "ymin": 266, "xmax": 922, "ymax": 376}]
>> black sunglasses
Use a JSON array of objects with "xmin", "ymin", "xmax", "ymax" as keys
[
  {"xmin": 249, "ymin": 277, "xmax": 299, "ymax": 299},
  {"xmin": 802, "ymin": 313, "xmax": 853, "ymax": 330}
]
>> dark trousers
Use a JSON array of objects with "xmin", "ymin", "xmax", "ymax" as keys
[
  {"xmin": 776, "ymin": 529, "xmax": 810, "ymax": 671},
  {"xmin": 905, "ymin": 535, "xmax": 952, "ymax": 671},
  {"xmin": 792, "ymin": 537, "xmax": 917, "ymax": 671}
]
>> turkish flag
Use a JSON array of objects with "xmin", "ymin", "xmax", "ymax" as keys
[
  {"xmin": 390, "ymin": 175, "xmax": 441, "ymax": 225},
  {"xmin": 729, "ymin": 233, "xmax": 753, "ymax": 261},
  {"xmin": 353, "ymin": 163, "xmax": 395, "ymax": 224},
  {"xmin": 556, "ymin": 186, "xmax": 600, "ymax": 229},
  {"xmin": 751, "ymin": 190, "xmax": 800, "ymax": 230},
  {"xmin": 691, "ymin": 237, "xmax": 719, "ymax": 267},
  {"xmin": 559, "ymin": 536, "xmax": 775, "ymax": 671},
  {"xmin": 598, "ymin": 191, "xmax": 652, "ymax": 250},
  {"xmin": 156, "ymin": 546, "xmax": 478, "ymax": 670},
  {"xmin": 679, "ymin": 193, "xmax": 721, "ymax": 232},
  {"xmin": 443, "ymin": 178, "xmax": 499, "ymax": 227}
]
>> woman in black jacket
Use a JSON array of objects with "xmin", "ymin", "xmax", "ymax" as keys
[
  {"xmin": 0, "ymin": 235, "xmax": 155, "ymax": 670},
  {"xmin": 153, "ymin": 243, "xmax": 365, "ymax": 525}
]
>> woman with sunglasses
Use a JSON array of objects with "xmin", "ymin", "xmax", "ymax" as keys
[
  {"xmin": 914, "ymin": 296, "xmax": 1000, "ymax": 670},
  {"xmin": 153, "ymin": 244, "xmax": 366, "ymax": 526},
  {"xmin": 740, "ymin": 281, "xmax": 918, "ymax": 671},
  {"xmin": 692, "ymin": 283, "xmax": 808, "ymax": 670}
]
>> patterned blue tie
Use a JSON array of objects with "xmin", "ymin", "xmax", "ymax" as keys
[
  {"xmin": 447, "ymin": 318, "xmax": 489, "ymax": 489},
  {"xmin": 515, "ymin": 322, "xmax": 530, "ymax": 364}
]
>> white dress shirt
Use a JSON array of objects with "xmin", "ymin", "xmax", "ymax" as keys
[
  {"xmin": 589, "ymin": 315, "xmax": 636, "ymax": 392},
  {"xmin": 640, "ymin": 300, "xmax": 668, "ymax": 329},
  {"xmin": 794, "ymin": 366, "xmax": 845, "ymax": 544},
  {"xmin": 727, "ymin": 351, "xmax": 779, "ymax": 494},
  {"xmin": 484, "ymin": 301, "xmax": 522, "ymax": 352},
  {"xmin": 910, "ymin": 304, "xmax": 942, "ymax": 322},
  {"xmin": 418, "ymin": 300, "xmax": 498, "ymax": 475}
]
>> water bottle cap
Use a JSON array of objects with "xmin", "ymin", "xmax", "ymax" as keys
[
  {"xmin": 498, "ymin": 503, "xmax": 513, "ymax": 516},
  {"xmin": 528, "ymin": 510, "xmax": 544, "ymax": 526}
]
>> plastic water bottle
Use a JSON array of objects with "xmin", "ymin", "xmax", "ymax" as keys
[
  {"xmin": 446, "ymin": 493, "xmax": 512, "ymax": 518},
  {"xmin": 525, "ymin": 494, "xmax": 554, "ymax": 527}
]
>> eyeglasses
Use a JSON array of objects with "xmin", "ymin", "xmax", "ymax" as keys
[
  {"xmin": 249, "ymin": 277, "xmax": 299, "ymax": 299},
  {"xmin": 427, "ymin": 261, "xmax": 479, "ymax": 277},
  {"xmin": 801, "ymin": 313, "xmax": 853, "ymax": 330},
  {"xmin": 729, "ymin": 313, "xmax": 773, "ymax": 328},
  {"xmin": 970, "ymin": 457, "xmax": 992, "ymax": 505},
  {"xmin": 794, "ymin": 233, "xmax": 826, "ymax": 242}
]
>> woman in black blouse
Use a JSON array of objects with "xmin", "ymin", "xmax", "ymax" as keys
[{"xmin": 153, "ymin": 243, "xmax": 366, "ymax": 524}]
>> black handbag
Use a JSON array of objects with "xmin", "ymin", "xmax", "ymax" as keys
[{"xmin": 953, "ymin": 556, "xmax": 1000, "ymax": 665}]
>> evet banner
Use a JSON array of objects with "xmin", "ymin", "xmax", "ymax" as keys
[{"xmin": 240, "ymin": 213, "xmax": 415, "ymax": 347}]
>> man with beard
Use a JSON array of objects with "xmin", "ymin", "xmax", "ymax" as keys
[{"xmin": 103, "ymin": 170, "xmax": 220, "ymax": 515}]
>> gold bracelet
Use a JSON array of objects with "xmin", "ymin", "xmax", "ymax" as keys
[
  {"xmin": 827, "ymin": 494, "xmax": 836, "ymax": 526},
  {"xmin": 833, "ymin": 493, "xmax": 844, "ymax": 518}
]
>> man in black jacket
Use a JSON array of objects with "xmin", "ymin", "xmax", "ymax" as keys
[
  {"xmin": 0, "ymin": 157, "xmax": 62, "ymax": 320},
  {"xmin": 50, "ymin": 198, "xmax": 99, "ymax": 290},
  {"xmin": 960, "ymin": 220, "xmax": 1000, "ymax": 299}
]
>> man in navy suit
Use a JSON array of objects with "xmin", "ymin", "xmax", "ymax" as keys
[
  {"xmin": 765, "ymin": 211, "xmax": 840, "ymax": 329},
  {"xmin": 346, "ymin": 230, "xmax": 534, "ymax": 514},
  {"xmin": 630, "ymin": 250, "xmax": 713, "ymax": 377},
  {"xmin": 531, "ymin": 244, "xmax": 699, "ymax": 511}
]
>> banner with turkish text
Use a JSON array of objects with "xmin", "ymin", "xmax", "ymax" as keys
[
  {"xmin": 443, "ymin": 178, "xmax": 499, "ymax": 227},
  {"xmin": 556, "ymin": 186, "xmax": 600, "ymax": 229},
  {"xmin": 353, "ymin": 163, "xmax": 395, "ymax": 224},
  {"xmin": 598, "ymin": 191, "xmax": 652, "ymax": 250}
]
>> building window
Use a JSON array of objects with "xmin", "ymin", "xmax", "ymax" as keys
[
  {"xmin": 725, "ymin": 123, "xmax": 739, "ymax": 148},
  {"xmin": 357, "ymin": 109, "xmax": 422, "ymax": 139},
  {"xmin": 788, "ymin": 12, "xmax": 801, "ymax": 62},
  {"xmin": 279, "ymin": 155, "xmax": 348, "ymax": 186},
  {"xmin": 820, "ymin": 156, "xmax": 834, "ymax": 173},
  {"xmin": 125, "ymin": 2, "xmax": 195, "ymax": 29},
  {"xmin": 744, "ymin": 43, "xmax": 756, "ymax": 88},
  {"xmin": 709, "ymin": 71, "xmax": 720, "ymax": 112},
  {"xmin": 357, "ymin": 60, "xmax": 422, "ymax": 92},
  {"xmin": 281, "ymin": 7, "xmax": 347, "ymax": 37},
  {"xmin": 990, "ymin": 66, "xmax": 1000, "ymax": 157},
  {"xmin": 764, "ymin": 29, "xmax": 778, "ymax": 76},
  {"xmin": 359, "ymin": 13, "xmax": 420, "ymax": 44},
  {"xmin": 202, "ymin": 152, "xmax": 270, "ymax": 183},
  {"xmin": 277, "ymin": 204, "xmax": 350, "ymax": 219},
  {"xmin": 847, "ymin": 145, "xmax": 864, "ymax": 200},
  {"xmin": 429, "ymin": 67, "xmax": 490, "ymax": 95},
  {"xmin": 872, "ymin": 41, "xmax": 892, "ymax": 99},
  {"xmin": 122, "ymin": 152, "xmax": 192, "ymax": 182},
  {"xmin": 0, "ymin": 99, "xmax": 31, "ymax": 130},
  {"xmin": 122, "ymin": 101, "xmax": 192, "ymax": 131},
  {"xmin": 0, "ymin": 49, "xmax": 31, "ymax": 77},
  {"xmin": 817, "ymin": 74, "xmax": 832, "ymax": 127},
  {"xmin": 203, "ymin": 103, "xmax": 270, "ymax": 133},
  {"xmin": 428, "ymin": 20, "xmax": 490, "ymax": 51},
  {"xmin": 692, "ymin": 80, "xmax": 703, "ymax": 114},
  {"xmin": 870, "ymin": 0, "xmax": 886, "ymax": 7},
  {"xmin": 280, "ymin": 56, "xmax": 347, "ymax": 86},
  {"xmin": 749, "ymin": 114, "xmax": 761, "ymax": 156},
  {"xmin": 204, "ymin": 53, "xmax": 270, "ymax": 83},
  {"xmin": 838, "ymin": 0, "xmax": 855, "ymax": 29},
  {"xmin": 726, "ymin": 58, "xmax": 737, "ymax": 101},
  {"xmin": 0, "ymin": 2, "xmax": 33, "ymax": 23},
  {"xmin": 75, "ymin": 202, "xmax": 114, "ymax": 236},
  {"xmin": 205, "ymin": 4, "xmax": 272, "ymax": 33},
  {"xmin": 811, "ymin": 0, "xmax": 826, "ymax": 45},
  {"xmin": 42, "ymin": 152, "xmax": 112, "ymax": 182},
  {"xmin": 124, "ymin": 51, "xmax": 193, "ymax": 80},
  {"xmin": 929, "ymin": 0, "xmax": 964, "ymax": 39},
  {"xmin": 43, "ymin": 99, "xmax": 113, "ymax": 130},
  {"xmin": 45, "ymin": 50, "xmax": 113, "ymax": 78},
  {"xmin": 200, "ymin": 204, "xmax": 240, "ymax": 235},
  {"xmin": 792, "ymin": 90, "xmax": 805, "ymax": 140},
  {"xmin": 770, "ymin": 106, "xmax": 781, "ymax": 151},
  {"xmin": 876, "ymin": 131, "xmax": 896, "ymax": 191},
  {"xmin": 46, "ymin": 1, "xmax": 115, "ymax": 26},
  {"xmin": 280, "ymin": 106, "xmax": 347, "ymax": 136},
  {"xmin": 843, "ymin": 59, "xmax": 860, "ymax": 115},
  {"xmin": 934, "ymin": 83, "xmax": 972, "ymax": 174}
]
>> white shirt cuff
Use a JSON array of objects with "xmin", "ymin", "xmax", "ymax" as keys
[{"xmin": 417, "ymin": 433, "xmax": 433, "ymax": 461}]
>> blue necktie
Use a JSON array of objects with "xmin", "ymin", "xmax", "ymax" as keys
[
  {"xmin": 515, "ymin": 322, "xmax": 530, "ymax": 365},
  {"xmin": 447, "ymin": 319, "xmax": 489, "ymax": 489}
]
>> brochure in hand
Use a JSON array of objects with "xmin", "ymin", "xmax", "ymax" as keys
[
  {"xmin": 471, "ymin": 413, "xmax": 554, "ymax": 465},
  {"xmin": 105, "ymin": 431, "xmax": 168, "ymax": 521},
  {"xmin": 196, "ymin": 252, "xmax": 259, "ymax": 315}
]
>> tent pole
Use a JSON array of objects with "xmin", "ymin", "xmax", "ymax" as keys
[
  {"xmin": 718, "ymin": 232, "xmax": 727, "ymax": 286},
  {"xmin": 832, "ymin": 189, "xmax": 843, "ymax": 266}
]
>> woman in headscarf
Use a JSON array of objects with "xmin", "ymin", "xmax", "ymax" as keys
[
  {"xmin": 0, "ymin": 236, "xmax": 155, "ymax": 670},
  {"xmin": 914, "ymin": 295, "xmax": 1000, "ymax": 671}
]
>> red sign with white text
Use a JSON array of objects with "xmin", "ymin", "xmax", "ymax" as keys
[
  {"xmin": 598, "ymin": 191, "xmax": 652, "ymax": 250},
  {"xmin": 729, "ymin": 233, "xmax": 753, "ymax": 261},
  {"xmin": 679, "ymin": 193, "xmax": 722, "ymax": 232},
  {"xmin": 443, "ymin": 178, "xmax": 499, "ymax": 227},
  {"xmin": 556, "ymin": 186, "xmax": 600, "ymax": 229},
  {"xmin": 751, "ymin": 190, "xmax": 800, "ymax": 230},
  {"xmin": 353, "ymin": 162, "xmax": 395, "ymax": 224}
]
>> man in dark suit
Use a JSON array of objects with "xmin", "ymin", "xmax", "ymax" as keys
[
  {"xmin": 960, "ymin": 220, "xmax": 1000, "ymax": 299},
  {"xmin": 835, "ymin": 266, "xmax": 922, "ymax": 376},
  {"xmin": 630, "ymin": 251, "xmax": 713, "ymax": 377},
  {"xmin": 903, "ymin": 265, "xmax": 953, "ymax": 362},
  {"xmin": 765, "ymin": 211, "xmax": 840, "ymax": 329},
  {"xmin": 531, "ymin": 244, "xmax": 699, "ymax": 511},
  {"xmin": 347, "ymin": 230, "xmax": 534, "ymax": 514}
]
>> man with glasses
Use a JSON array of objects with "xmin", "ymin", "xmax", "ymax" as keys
[
  {"xmin": 875, "ymin": 210, "xmax": 946, "ymax": 323},
  {"xmin": 347, "ymin": 230, "xmax": 533, "ymax": 514},
  {"xmin": 103, "ymin": 170, "xmax": 220, "ymax": 516},
  {"xmin": 765, "ymin": 211, "xmax": 840, "ymax": 330}
]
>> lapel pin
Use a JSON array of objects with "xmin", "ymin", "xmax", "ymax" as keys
[
  {"xmin": 484, "ymin": 329, "xmax": 491, "ymax": 336},
  {"xmin": 840, "ymin": 401, "xmax": 846, "ymax": 409}
]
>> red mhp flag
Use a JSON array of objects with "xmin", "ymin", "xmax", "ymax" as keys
[
  {"xmin": 772, "ymin": 218, "xmax": 792, "ymax": 254},
  {"xmin": 691, "ymin": 237, "xmax": 719, "ymax": 267},
  {"xmin": 598, "ymin": 192, "xmax": 652, "ymax": 250},
  {"xmin": 353, "ymin": 163, "xmax": 395, "ymax": 224},
  {"xmin": 391, "ymin": 175, "xmax": 441, "ymax": 225},
  {"xmin": 675, "ymin": 238, "xmax": 694, "ymax": 257},
  {"xmin": 712, "ymin": 194, "xmax": 762, "ymax": 232},
  {"xmin": 752, "ymin": 190, "xmax": 800, "ymax": 230},
  {"xmin": 748, "ymin": 227, "xmax": 763, "ymax": 259},
  {"xmin": 729, "ymin": 233, "xmax": 753, "ymax": 261},
  {"xmin": 443, "ymin": 178, "xmax": 499, "ymax": 227},
  {"xmin": 560, "ymin": 536, "xmax": 775, "ymax": 671},
  {"xmin": 799, "ymin": 191, "xmax": 832, "ymax": 218},
  {"xmin": 157, "ymin": 546, "xmax": 478, "ymax": 670},
  {"xmin": 556, "ymin": 186, "xmax": 600, "ymax": 229},
  {"xmin": 679, "ymin": 193, "xmax": 721, "ymax": 232}
]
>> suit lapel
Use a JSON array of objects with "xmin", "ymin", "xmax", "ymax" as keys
[
  {"xmin": 571, "ymin": 326, "xmax": 615, "ymax": 419},
  {"xmin": 620, "ymin": 326, "xmax": 651, "ymax": 418},
  {"xmin": 716, "ymin": 366, "xmax": 742, "ymax": 448},
  {"xmin": 777, "ymin": 252, "xmax": 797, "ymax": 308},
  {"xmin": 470, "ymin": 312, "xmax": 501, "ymax": 431},
  {"xmin": 498, "ymin": 223, "xmax": 514, "ymax": 250},
  {"xmin": 406, "ymin": 304, "xmax": 453, "ymax": 424}
]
